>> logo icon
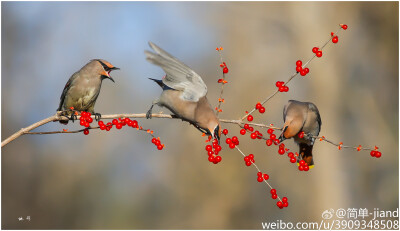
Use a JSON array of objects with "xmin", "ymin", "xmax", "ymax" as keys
[{"xmin": 322, "ymin": 209, "xmax": 334, "ymax": 219}]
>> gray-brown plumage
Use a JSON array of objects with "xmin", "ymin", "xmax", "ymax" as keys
[
  {"xmin": 145, "ymin": 42, "xmax": 221, "ymax": 142},
  {"xmin": 279, "ymin": 100, "xmax": 322, "ymax": 166},
  {"xmin": 57, "ymin": 59, "xmax": 119, "ymax": 124}
]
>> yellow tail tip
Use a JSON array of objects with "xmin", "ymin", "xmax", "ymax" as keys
[{"xmin": 297, "ymin": 162, "xmax": 315, "ymax": 169}]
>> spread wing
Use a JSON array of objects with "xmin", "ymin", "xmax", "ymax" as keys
[{"xmin": 145, "ymin": 42, "xmax": 207, "ymax": 102}]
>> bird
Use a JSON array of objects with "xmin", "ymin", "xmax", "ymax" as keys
[
  {"xmin": 144, "ymin": 42, "xmax": 221, "ymax": 143},
  {"xmin": 279, "ymin": 100, "xmax": 321, "ymax": 167},
  {"xmin": 57, "ymin": 59, "xmax": 119, "ymax": 124}
]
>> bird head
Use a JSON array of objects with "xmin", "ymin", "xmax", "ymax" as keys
[
  {"xmin": 209, "ymin": 123, "xmax": 221, "ymax": 145},
  {"xmin": 94, "ymin": 59, "xmax": 119, "ymax": 82}
]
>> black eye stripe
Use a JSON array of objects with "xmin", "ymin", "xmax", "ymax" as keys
[{"xmin": 97, "ymin": 60, "xmax": 111, "ymax": 71}]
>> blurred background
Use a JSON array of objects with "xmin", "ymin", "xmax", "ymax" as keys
[{"xmin": 2, "ymin": 1, "xmax": 398, "ymax": 229}]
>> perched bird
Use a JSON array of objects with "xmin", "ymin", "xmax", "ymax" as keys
[
  {"xmin": 279, "ymin": 100, "xmax": 322, "ymax": 167},
  {"xmin": 57, "ymin": 59, "xmax": 119, "ymax": 124},
  {"xmin": 145, "ymin": 42, "xmax": 221, "ymax": 143}
]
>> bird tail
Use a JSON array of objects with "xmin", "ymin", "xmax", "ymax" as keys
[{"xmin": 299, "ymin": 143, "xmax": 314, "ymax": 167}]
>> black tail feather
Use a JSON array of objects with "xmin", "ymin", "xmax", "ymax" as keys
[{"xmin": 149, "ymin": 78, "xmax": 164, "ymax": 88}]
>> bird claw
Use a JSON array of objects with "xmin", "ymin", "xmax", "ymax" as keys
[
  {"xmin": 69, "ymin": 114, "xmax": 77, "ymax": 123},
  {"xmin": 146, "ymin": 109, "xmax": 153, "ymax": 119},
  {"xmin": 94, "ymin": 113, "xmax": 102, "ymax": 121}
]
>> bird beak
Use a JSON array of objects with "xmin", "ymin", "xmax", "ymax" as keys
[
  {"xmin": 213, "ymin": 131, "xmax": 220, "ymax": 145},
  {"xmin": 111, "ymin": 67, "xmax": 120, "ymax": 70},
  {"xmin": 101, "ymin": 70, "xmax": 116, "ymax": 83}
]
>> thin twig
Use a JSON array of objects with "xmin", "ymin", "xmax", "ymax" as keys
[{"xmin": 241, "ymin": 26, "xmax": 344, "ymax": 121}]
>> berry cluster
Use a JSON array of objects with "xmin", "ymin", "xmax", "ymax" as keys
[
  {"xmin": 298, "ymin": 160, "xmax": 310, "ymax": 171},
  {"xmin": 226, "ymin": 136, "xmax": 239, "ymax": 149},
  {"xmin": 151, "ymin": 137, "xmax": 165, "ymax": 150},
  {"xmin": 79, "ymin": 112, "xmax": 94, "ymax": 135},
  {"xmin": 270, "ymin": 189, "xmax": 289, "ymax": 209},
  {"xmin": 276, "ymin": 81, "xmax": 289, "ymax": 92},
  {"xmin": 255, "ymin": 102, "xmax": 266, "ymax": 114},
  {"xmin": 265, "ymin": 128, "xmax": 280, "ymax": 146},
  {"xmin": 312, "ymin": 47, "xmax": 323, "ymax": 58},
  {"xmin": 295, "ymin": 60, "xmax": 310, "ymax": 76},
  {"xmin": 243, "ymin": 154, "xmax": 255, "ymax": 166},
  {"xmin": 205, "ymin": 139, "xmax": 223, "ymax": 164},
  {"xmin": 257, "ymin": 171, "xmax": 269, "ymax": 182},
  {"xmin": 370, "ymin": 150, "xmax": 382, "ymax": 158}
]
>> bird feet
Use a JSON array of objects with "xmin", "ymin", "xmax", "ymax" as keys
[
  {"xmin": 146, "ymin": 105, "xmax": 154, "ymax": 119},
  {"xmin": 94, "ymin": 112, "xmax": 102, "ymax": 121}
]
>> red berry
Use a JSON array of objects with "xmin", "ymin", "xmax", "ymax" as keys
[
  {"xmin": 248, "ymin": 127, "xmax": 254, "ymax": 132},
  {"xmin": 299, "ymin": 160, "xmax": 306, "ymax": 166},
  {"xmin": 288, "ymin": 152, "xmax": 294, "ymax": 158},
  {"xmin": 257, "ymin": 177, "xmax": 263, "ymax": 182},
  {"xmin": 206, "ymin": 145, "xmax": 212, "ymax": 152},
  {"xmin": 283, "ymin": 202, "xmax": 289, "ymax": 207},
  {"xmin": 275, "ymin": 81, "xmax": 283, "ymax": 87},
  {"xmin": 247, "ymin": 115, "xmax": 253, "ymax": 122},
  {"xmin": 279, "ymin": 143, "xmax": 285, "ymax": 149},
  {"xmin": 277, "ymin": 201, "xmax": 283, "ymax": 209},
  {"xmin": 155, "ymin": 140, "xmax": 161, "ymax": 146},
  {"xmin": 87, "ymin": 117, "xmax": 93, "ymax": 123},
  {"xmin": 272, "ymin": 194, "xmax": 278, "ymax": 199},
  {"xmin": 278, "ymin": 86, "xmax": 285, "ymax": 92},
  {"xmin": 215, "ymin": 156, "xmax": 222, "ymax": 162},
  {"xmin": 112, "ymin": 119, "xmax": 118, "ymax": 125},
  {"xmin": 83, "ymin": 129, "xmax": 89, "ymax": 135},
  {"xmin": 257, "ymin": 171, "xmax": 262, "ymax": 177},
  {"xmin": 81, "ymin": 111, "xmax": 86, "ymax": 117},
  {"xmin": 273, "ymin": 139, "xmax": 280, "ymax": 145},
  {"xmin": 267, "ymin": 128, "xmax": 274, "ymax": 134},
  {"xmin": 208, "ymin": 156, "xmax": 214, "ymax": 162},
  {"xmin": 283, "ymin": 86, "xmax": 289, "ymax": 92},
  {"xmin": 250, "ymin": 133, "xmax": 257, "ymax": 139},
  {"xmin": 282, "ymin": 197, "xmax": 288, "ymax": 203},
  {"xmin": 240, "ymin": 129, "xmax": 246, "ymax": 135},
  {"xmin": 157, "ymin": 145, "xmax": 163, "ymax": 150},
  {"xmin": 304, "ymin": 165, "xmax": 310, "ymax": 171},
  {"xmin": 249, "ymin": 154, "xmax": 254, "ymax": 159},
  {"xmin": 278, "ymin": 148, "xmax": 285, "ymax": 155},
  {"xmin": 125, "ymin": 118, "xmax": 131, "ymax": 123},
  {"xmin": 332, "ymin": 36, "xmax": 338, "ymax": 43},
  {"xmin": 255, "ymin": 103, "xmax": 262, "ymax": 109},
  {"xmin": 263, "ymin": 174, "xmax": 269, "ymax": 180},
  {"xmin": 208, "ymin": 151, "xmax": 214, "ymax": 156},
  {"xmin": 304, "ymin": 68, "xmax": 309, "ymax": 74},
  {"xmin": 298, "ymin": 132, "xmax": 305, "ymax": 138},
  {"xmin": 266, "ymin": 139, "xmax": 273, "ymax": 146},
  {"xmin": 245, "ymin": 161, "xmax": 251, "ymax": 166},
  {"xmin": 100, "ymin": 125, "xmax": 106, "ymax": 130},
  {"xmin": 316, "ymin": 51, "xmax": 323, "ymax": 58},
  {"xmin": 270, "ymin": 189, "xmax": 277, "ymax": 194},
  {"xmin": 225, "ymin": 138, "xmax": 232, "ymax": 144},
  {"xmin": 298, "ymin": 165, "xmax": 304, "ymax": 171},
  {"xmin": 270, "ymin": 134, "xmax": 276, "ymax": 140},
  {"xmin": 222, "ymin": 129, "xmax": 228, "ymax": 135},
  {"xmin": 223, "ymin": 67, "xmax": 229, "ymax": 74},
  {"xmin": 342, "ymin": 24, "xmax": 348, "ymax": 30},
  {"xmin": 244, "ymin": 124, "xmax": 249, "ymax": 129},
  {"xmin": 312, "ymin": 47, "xmax": 319, "ymax": 53},
  {"xmin": 300, "ymin": 69, "xmax": 307, "ymax": 76},
  {"xmin": 370, "ymin": 151, "xmax": 376, "ymax": 157},
  {"xmin": 296, "ymin": 66, "xmax": 302, "ymax": 73},
  {"xmin": 229, "ymin": 143, "xmax": 235, "ymax": 149},
  {"xmin": 116, "ymin": 124, "xmax": 122, "ymax": 129},
  {"xmin": 215, "ymin": 145, "xmax": 222, "ymax": 152},
  {"xmin": 80, "ymin": 120, "xmax": 85, "ymax": 126},
  {"xmin": 259, "ymin": 107, "xmax": 265, "ymax": 113},
  {"xmin": 86, "ymin": 112, "xmax": 91, "ymax": 117},
  {"xmin": 232, "ymin": 136, "xmax": 238, "ymax": 144},
  {"xmin": 244, "ymin": 156, "xmax": 250, "ymax": 162},
  {"xmin": 296, "ymin": 60, "xmax": 302, "ymax": 67},
  {"xmin": 132, "ymin": 120, "xmax": 138, "ymax": 128},
  {"xmin": 84, "ymin": 122, "xmax": 90, "ymax": 128},
  {"xmin": 375, "ymin": 151, "xmax": 382, "ymax": 158},
  {"xmin": 290, "ymin": 158, "xmax": 296, "ymax": 163},
  {"xmin": 152, "ymin": 138, "xmax": 157, "ymax": 144}
]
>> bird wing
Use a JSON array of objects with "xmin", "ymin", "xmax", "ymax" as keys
[
  {"xmin": 145, "ymin": 42, "xmax": 207, "ymax": 102},
  {"xmin": 308, "ymin": 102, "xmax": 322, "ymax": 130},
  {"xmin": 57, "ymin": 72, "xmax": 79, "ymax": 111}
]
